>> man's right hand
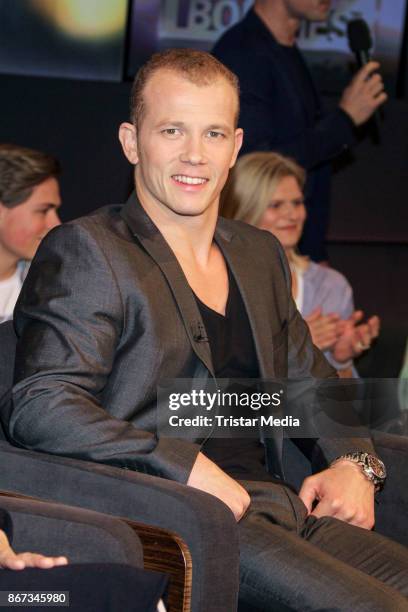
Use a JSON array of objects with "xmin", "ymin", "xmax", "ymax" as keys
[
  {"xmin": 187, "ymin": 452, "xmax": 250, "ymax": 521},
  {"xmin": 339, "ymin": 61, "xmax": 387, "ymax": 126}
]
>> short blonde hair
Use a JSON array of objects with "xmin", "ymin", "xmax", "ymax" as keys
[{"xmin": 130, "ymin": 48, "xmax": 240, "ymax": 130}]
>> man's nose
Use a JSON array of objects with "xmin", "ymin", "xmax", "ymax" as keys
[{"xmin": 179, "ymin": 135, "xmax": 206, "ymax": 165}]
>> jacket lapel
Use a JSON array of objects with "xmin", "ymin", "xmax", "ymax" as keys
[
  {"xmin": 215, "ymin": 220, "xmax": 285, "ymax": 477},
  {"xmin": 121, "ymin": 195, "xmax": 284, "ymax": 475},
  {"xmin": 215, "ymin": 222, "xmax": 276, "ymax": 380},
  {"xmin": 120, "ymin": 193, "xmax": 214, "ymax": 375},
  {"xmin": 121, "ymin": 193, "xmax": 282, "ymax": 381}
]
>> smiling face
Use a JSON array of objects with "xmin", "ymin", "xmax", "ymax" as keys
[
  {"xmin": 119, "ymin": 69, "xmax": 243, "ymax": 222},
  {"xmin": 0, "ymin": 177, "xmax": 61, "ymax": 264},
  {"xmin": 257, "ymin": 175, "xmax": 306, "ymax": 250}
]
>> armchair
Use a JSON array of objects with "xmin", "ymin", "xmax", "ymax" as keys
[
  {"xmin": 0, "ymin": 494, "xmax": 143, "ymax": 566},
  {"xmin": 0, "ymin": 494, "xmax": 169, "ymax": 611},
  {"xmin": 0, "ymin": 321, "xmax": 240, "ymax": 612}
]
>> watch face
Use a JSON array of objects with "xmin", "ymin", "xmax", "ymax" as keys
[{"xmin": 367, "ymin": 455, "xmax": 386, "ymax": 479}]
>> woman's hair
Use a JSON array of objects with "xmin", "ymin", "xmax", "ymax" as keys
[
  {"xmin": 0, "ymin": 143, "xmax": 60, "ymax": 208},
  {"xmin": 220, "ymin": 151, "xmax": 305, "ymax": 225},
  {"xmin": 220, "ymin": 151, "xmax": 307, "ymax": 268}
]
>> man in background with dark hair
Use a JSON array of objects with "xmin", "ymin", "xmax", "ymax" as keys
[
  {"xmin": 0, "ymin": 144, "xmax": 61, "ymax": 322},
  {"xmin": 213, "ymin": 0, "xmax": 387, "ymax": 262}
]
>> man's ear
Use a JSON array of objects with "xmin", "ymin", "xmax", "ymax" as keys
[
  {"xmin": 118, "ymin": 122, "xmax": 139, "ymax": 164},
  {"xmin": 230, "ymin": 128, "xmax": 244, "ymax": 168}
]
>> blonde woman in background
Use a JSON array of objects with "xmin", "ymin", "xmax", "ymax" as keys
[{"xmin": 221, "ymin": 152, "xmax": 380, "ymax": 377}]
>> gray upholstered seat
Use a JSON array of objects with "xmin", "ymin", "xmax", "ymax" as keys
[
  {"xmin": 0, "ymin": 494, "xmax": 143, "ymax": 566},
  {"xmin": 0, "ymin": 321, "xmax": 240, "ymax": 612}
]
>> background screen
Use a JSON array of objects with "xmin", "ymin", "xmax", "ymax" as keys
[
  {"xmin": 126, "ymin": 0, "xmax": 406, "ymax": 94},
  {"xmin": 0, "ymin": 0, "xmax": 128, "ymax": 81}
]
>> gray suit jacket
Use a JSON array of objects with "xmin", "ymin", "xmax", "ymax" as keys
[{"xmin": 8, "ymin": 193, "xmax": 374, "ymax": 483}]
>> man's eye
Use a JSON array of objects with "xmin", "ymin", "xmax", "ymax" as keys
[
  {"xmin": 162, "ymin": 128, "xmax": 180, "ymax": 136},
  {"xmin": 207, "ymin": 131, "xmax": 224, "ymax": 139}
]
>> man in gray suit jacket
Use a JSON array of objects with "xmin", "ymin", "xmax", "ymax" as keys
[{"xmin": 8, "ymin": 49, "xmax": 408, "ymax": 610}]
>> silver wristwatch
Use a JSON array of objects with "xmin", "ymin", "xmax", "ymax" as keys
[{"xmin": 332, "ymin": 452, "xmax": 387, "ymax": 492}]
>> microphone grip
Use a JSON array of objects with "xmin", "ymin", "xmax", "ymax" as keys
[
  {"xmin": 356, "ymin": 50, "xmax": 370, "ymax": 69},
  {"xmin": 355, "ymin": 50, "xmax": 381, "ymax": 144}
]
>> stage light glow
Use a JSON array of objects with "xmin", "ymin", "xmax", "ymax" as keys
[{"xmin": 29, "ymin": 0, "xmax": 127, "ymax": 40}]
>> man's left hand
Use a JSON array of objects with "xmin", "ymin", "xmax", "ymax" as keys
[{"xmin": 298, "ymin": 460, "xmax": 375, "ymax": 529}]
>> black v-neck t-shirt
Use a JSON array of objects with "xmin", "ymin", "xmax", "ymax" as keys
[
  {"xmin": 194, "ymin": 269, "xmax": 273, "ymax": 481},
  {"xmin": 194, "ymin": 268, "xmax": 259, "ymax": 379}
]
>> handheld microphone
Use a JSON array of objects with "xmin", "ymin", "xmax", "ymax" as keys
[
  {"xmin": 347, "ymin": 18, "xmax": 373, "ymax": 68},
  {"xmin": 347, "ymin": 18, "xmax": 382, "ymax": 143}
]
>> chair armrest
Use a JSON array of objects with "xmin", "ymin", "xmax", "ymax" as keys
[
  {"xmin": 372, "ymin": 431, "xmax": 408, "ymax": 546},
  {"xmin": 0, "ymin": 494, "xmax": 143, "ymax": 566},
  {"xmin": 0, "ymin": 442, "xmax": 239, "ymax": 612}
]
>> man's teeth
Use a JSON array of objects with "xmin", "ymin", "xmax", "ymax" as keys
[{"xmin": 173, "ymin": 175, "xmax": 207, "ymax": 185}]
